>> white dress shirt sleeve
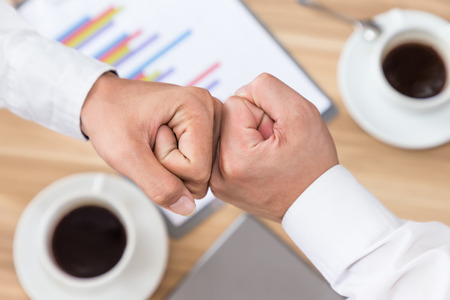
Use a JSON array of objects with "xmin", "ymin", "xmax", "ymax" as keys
[
  {"xmin": 282, "ymin": 164, "xmax": 450, "ymax": 300},
  {"xmin": 0, "ymin": 0, "xmax": 114, "ymax": 139}
]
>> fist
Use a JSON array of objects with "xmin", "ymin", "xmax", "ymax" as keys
[{"xmin": 210, "ymin": 73, "xmax": 338, "ymax": 222}]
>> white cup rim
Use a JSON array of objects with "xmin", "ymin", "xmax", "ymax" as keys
[
  {"xmin": 372, "ymin": 13, "xmax": 450, "ymax": 110},
  {"xmin": 37, "ymin": 191, "xmax": 136, "ymax": 289}
]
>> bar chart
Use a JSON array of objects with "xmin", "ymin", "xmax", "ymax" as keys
[
  {"xmin": 19, "ymin": 0, "xmax": 334, "ymax": 111},
  {"xmin": 43, "ymin": 4, "xmax": 222, "ymax": 91},
  {"xmin": 19, "ymin": 0, "xmax": 335, "ymax": 225}
]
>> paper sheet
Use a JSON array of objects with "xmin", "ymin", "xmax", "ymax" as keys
[{"xmin": 19, "ymin": 0, "xmax": 334, "ymax": 226}]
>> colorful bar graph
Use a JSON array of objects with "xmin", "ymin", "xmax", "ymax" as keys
[
  {"xmin": 113, "ymin": 33, "xmax": 159, "ymax": 67},
  {"xmin": 75, "ymin": 22, "xmax": 114, "ymax": 50},
  {"xmin": 128, "ymin": 30, "xmax": 192, "ymax": 80},
  {"xmin": 187, "ymin": 62, "xmax": 220, "ymax": 86},
  {"xmin": 97, "ymin": 30, "xmax": 142, "ymax": 64},
  {"xmin": 94, "ymin": 33, "xmax": 128, "ymax": 58},
  {"xmin": 59, "ymin": 6, "xmax": 121, "ymax": 48},
  {"xmin": 56, "ymin": 16, "xmax": 90, "ymax": 41},
  {"xmin": 53, "ymin": 5, "xmax": 219, "ymax": 89}
]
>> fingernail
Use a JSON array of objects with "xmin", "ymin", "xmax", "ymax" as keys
[
  {"xmin": 169, "ymin": 196, "xmax": 196, "ymax": 217},
  {"xmin": 235, "ymin": 84, "xmax": 249, "ymax": 97}
]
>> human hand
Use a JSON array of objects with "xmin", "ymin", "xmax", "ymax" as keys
[
  {"xmin": 81, "ymin": 72, "xmax": 222, "ymax": 216},
  {"xmin": 210, "ymin": 73, "xmax": 338, "ymax": 222}
]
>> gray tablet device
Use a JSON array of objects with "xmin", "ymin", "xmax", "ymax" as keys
[{"xmin": 166, "ymin": 214, "xmax": 344, "ymax": 300}]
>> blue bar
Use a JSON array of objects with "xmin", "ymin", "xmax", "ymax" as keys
[
  {"xmin": 56, "ymin": 16, "xmax": 90, "ymax": 42},
  {"xmin": 93, "ymin": 32, "xmax": 128, "ymax": 58},
  {"xmin": 205, "ymin": 79, "xmax": 220, "ymax": 91},
  {"xmin": 126, "ymin": 30, "xmax": 192, "ymax": 79},
  {"xmin": 76, "ymin": 21, "xmax": 114, "ymax": 50},
  {"xmin": 114, "ymin": 33, "xmax": 159, "ymax": 67}
]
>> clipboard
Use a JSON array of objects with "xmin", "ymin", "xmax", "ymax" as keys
[{"xmin": 19, "ymin": 0, "xmax": 337, "ymax": 237}]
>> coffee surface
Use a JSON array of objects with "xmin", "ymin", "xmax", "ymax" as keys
[
  {"xmin": 382, "ymin": 43, "xmax": 446, "ymax": 98},
  {"xmin": 51, "ymin": 205, "xmax": 127, "ymax": 278}
]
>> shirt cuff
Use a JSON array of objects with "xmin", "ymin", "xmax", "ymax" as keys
[
  {"xmin": 281, "ymin": 165, "xmax": 402, "ymax": 284},
  {"xmin": 5, "ymin": 30, "xmax": 114, "ymax": 140}
]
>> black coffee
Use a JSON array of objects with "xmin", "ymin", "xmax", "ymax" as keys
[
  {"xmin": 51, "ymin": 205, "xmax": 127, "ymax": 278},
  {"xmin": 382, "ymin": 43, "xmax": 446, "ymax": 98}
]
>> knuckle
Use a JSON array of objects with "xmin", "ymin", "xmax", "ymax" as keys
[
  {"xmin": 209, "ymin": 174, "xmax": 219, "ymax": 191},
  {"xmin": 190, "ymin": 184, "xmax": 208, "ymax": 199},
  {"xmin": 299, "ymin": 100, "xmax": 321, "ymax": 124},
  {"xmin": 209, "ymin": 179, "xmax": 224, "ymax": 199},
  {"xmin": 194, "ymin": 167, "xmax": 211, "ymax": 184},
  {"xmin": 257, "ymin": 72, "xmax": 274, "ymax": 81},
  {"xmin": 222, "ymin": 96, "xmax": 241, "ymax": 115},
  {"xmin": 183, "ymin": 86, "xmax": 215, "ymax": 115},
  {"xmin": 185, "ymin": 86, "xmax": 212, "ymax": 102},
  {"xmin": 209, "ymin": 187, "xmax": 223, "ymax": 201},
  {"xmin": 186, "ymin": 162, "xmax": 211, "ymax": 184},
  {"xmin": 214, "ymin": 98, "xmax": 223, "ymax": 115},
  {"xmin": 254, "ymin": 72, "xmax": 274, "ymax": 86},
  {"xmin": 209, "ymin": 173, "xmax": 226, "ymax": 196}
]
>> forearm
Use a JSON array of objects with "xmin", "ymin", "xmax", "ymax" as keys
[
  {"xmin": 282, "ymin": 165, "xmax": 450, "ymax": 299},
  {"xmin": 0, "ymin": 0, "xmax": 113, "ymax": 139}
]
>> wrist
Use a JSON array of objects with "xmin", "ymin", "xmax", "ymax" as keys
[{"xmin": 81, "ymin": 72, "xmax": 118, "ymax": 138}]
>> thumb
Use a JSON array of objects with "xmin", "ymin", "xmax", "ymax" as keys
[
  {"xmin": 235, "ymin": 73, "xmax": 304, "ymax": 124},
  {"xmin": 221, "ymin": 96, "xmax": 268, "ymax": 149},
  {"xmin": 116, "ymin": 141, "xmax": 196, "ymax": 216}
]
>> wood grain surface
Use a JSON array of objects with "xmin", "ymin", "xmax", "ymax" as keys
[{"xmin": 1, "ymin": 0, "xmax": 450, "ymax": 299}]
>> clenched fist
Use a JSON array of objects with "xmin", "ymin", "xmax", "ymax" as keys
[{"xmin": 210, "ymin": 73, "xmax": 338, "ymax": 222}]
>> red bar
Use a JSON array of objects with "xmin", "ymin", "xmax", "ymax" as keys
[
  {"xmin": 99, "ymin": 29, "xmax": 142, "ymax": 61},
  {"xmin": 133, "ymin": 72, "xmax": 145, "ymax": 81},
  {"xmin": 187, "ymin": 62, "xmax": 220, "ymax": 86}
]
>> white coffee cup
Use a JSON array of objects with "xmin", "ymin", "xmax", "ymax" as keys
[
  {"xmin": 37, "ymin": 179, "xmax": 136, "ymax": 289},
  {"xmin": 371, "ymin": 9, "xmax": 450, "ymax": 111}
]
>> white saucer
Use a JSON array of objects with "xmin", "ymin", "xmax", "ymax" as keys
[
  {"xmin": 338, "ymin": 9, "xmax": 450, "ymax": 149},
  {"xmin": 13, "ymin": 173, "xmax": 169, "ymax": 300}
]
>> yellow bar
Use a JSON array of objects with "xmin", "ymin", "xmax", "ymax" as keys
[
  {"xmin": 103, "ymin": 46, "xmax": 130, "ymax": 65},
  {"xmin": 67, "ymin": 8, "xmax": 121, "ymax": 48},
  {"xmin": 143, "ymin": 71, "xmax": 161, "ymax": 82}
]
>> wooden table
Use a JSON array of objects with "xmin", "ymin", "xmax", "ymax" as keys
[{"xmin": 2, "ymin": 0, "xmax": 450, "ymax": 299}]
